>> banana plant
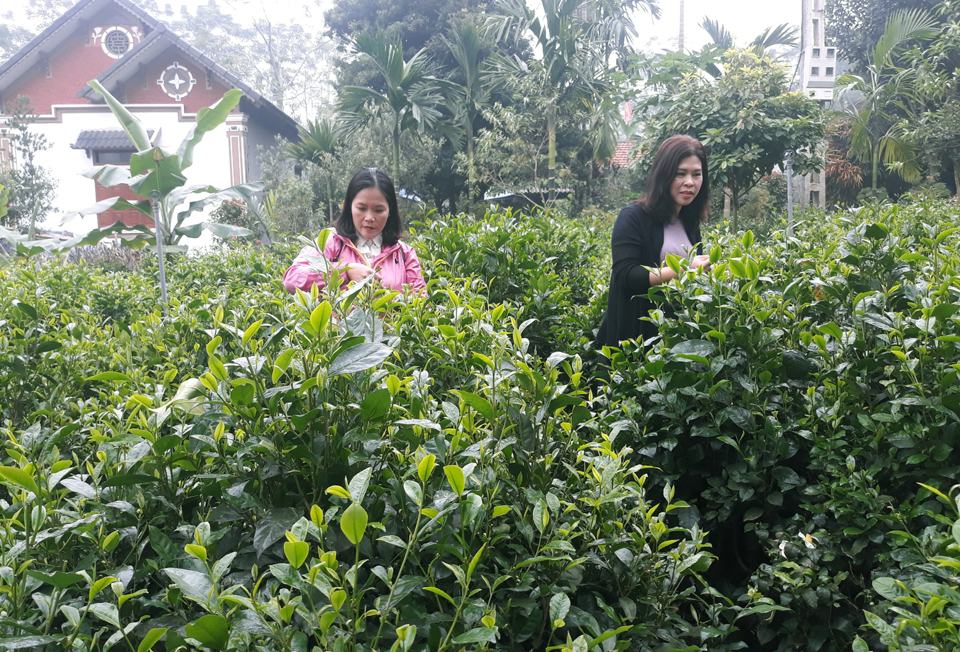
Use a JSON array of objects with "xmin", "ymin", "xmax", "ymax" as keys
[{"xmin": 63, "ymin": 80, "xmax": 262, "ymax": 254}]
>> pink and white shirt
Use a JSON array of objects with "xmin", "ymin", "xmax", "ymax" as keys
[{"xmin": 282, "ymin": 232, "xmax": 427, "ymax": 295}]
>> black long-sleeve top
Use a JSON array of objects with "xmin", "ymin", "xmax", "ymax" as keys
[{"xmin": 595, "ymin": 203, "xmax": 702, "ymax": 348}]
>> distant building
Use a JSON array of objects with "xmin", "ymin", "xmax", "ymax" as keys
[
  {"xmin": 797, "ymin": 0, "xmax": 838, "ymax": 105},
  {"xmin": 610, "ymin": 141, "xmax": 638, "ymax": 170},
  {"xmin": 0, "ymin": 0, "xmax": 299, "ymax": 229},
  {"xmin": 793, "ymin": 0, "xmax": 836, "ymax": 209}
]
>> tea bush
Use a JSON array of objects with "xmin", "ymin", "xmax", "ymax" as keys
[
  {"xmin": 600, "ymin": 199, "xmax": 960, "ymax": 650},
  {"xmin": 2, "ymin": 202, "xmax": 960, "ymax": 652},
  {"xmin": 0, "ymin": 219, "xmax": 733, "ymax": 652}
]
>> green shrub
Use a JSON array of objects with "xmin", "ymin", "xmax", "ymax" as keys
[
  {"xmin": 4, "ymin": 203, "xmax": 960, "ymax": 651},
  {"xmin": 856, "ymin": 484, "xmax": 960, "ymax": 651}
]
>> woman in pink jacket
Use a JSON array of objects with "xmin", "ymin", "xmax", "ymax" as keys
[{"xmin": 283, "ymin": 168, "xmax": 427, "ymax": 295}]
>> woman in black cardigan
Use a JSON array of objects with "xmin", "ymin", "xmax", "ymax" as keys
[{"xmin": 596, "ymin": 135, "xmax": 712, "ymax": 349}]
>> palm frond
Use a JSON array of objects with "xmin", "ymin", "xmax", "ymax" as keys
[
  {"xmin": 879, "ymin": 128, "xmax": 921, "ymax": 182},
  {"xmin": 750, "ymin": 23, "xmax": 799, "ymax": 50},
  {"xmin": 699, "ymin": 16, "xmax": 733, "ymax": 50},
  {"xmin": 873, "ymin": 8, "xmax": 939, "ymax": 69},
  {"xmin": 286, "ymin": 118, "xmax": 337, "ymax": 165}
]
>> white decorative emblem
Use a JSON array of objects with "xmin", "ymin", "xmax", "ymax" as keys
[
  {"xmin": 94, "ymin": 26, "xmax": 140, "ymax": 59},
  {"xmin": 157, "ymin": 62, "xmax": 196, "ymax": 101}
]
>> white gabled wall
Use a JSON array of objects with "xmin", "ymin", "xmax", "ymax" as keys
[{"xmin": 23, "ymin": 105, "xmax": 232, "ymax": 243}]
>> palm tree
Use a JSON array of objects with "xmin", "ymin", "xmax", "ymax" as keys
[
  {"xmin": 699, "ymin": 17, "xmax": 799, "ymax": 60},
  {"xmin": 489, "ymin": 0, "xmax": 612, "ymax": 201},
  {"xmin": 836, "ymin": 9, "xmax": 939, "ymax": 190},
  {"xmin": 337, "ymin": 32, "xmax": 446, "ymax": 182},
  {"xmin": 441, "ymin": 22, "xmax": 494, "ymax": 204},
  {"xmin": 287, "ymin": 118, "xmax": 339, "ymax": 221}
]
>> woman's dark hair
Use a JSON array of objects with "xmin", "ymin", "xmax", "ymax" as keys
[
  {"xmin": 335, "ymin": 168, "xmax": 402, "ymax": 246},
  {"xmin": 638, "ymin": 135, "xmax": 710, "ymax": 228}
]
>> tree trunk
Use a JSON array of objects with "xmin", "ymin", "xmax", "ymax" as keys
[
  {"xmin": 954, "ymin": 159, "xmax": 960, "ymax": 196},
  {"xmin": 731, "ymin": 187, "xmax": 740, "ymax": 232},
  {"xmin": 466, "ymin": 120, "xmax": 475, "ymax": 205},
  {"xmin": 872, "ymin": 139, "xmax": 880, "ymax": 190},
  {"xmin": 28, "ymin": 203, "xmax": 39, "ymax": 241},
  {"xmin": 547, "ymin": 105, "xmax": 557, "ymax": 204},
  {"xmin": 327, "ymin": 175, "xmax": 335, "ymax": 224},
  {"xmin": 392, "ymin": 125, "xmax": 402, "ymax": 186}
]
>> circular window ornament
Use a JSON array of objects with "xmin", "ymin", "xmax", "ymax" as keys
[
  {"xmin": 101, "ymin": 26, "xmax": 133, "ymax": 59},
  {"xmin": 157, "ymin": 62, "xmax": 197, "ymax": 102}
]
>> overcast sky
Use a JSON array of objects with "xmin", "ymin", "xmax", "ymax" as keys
[
  {"xmin": 9, "ymin": 0, "xmax": 807, "ymax": 53},
  {"xmin": 195, "ymin": 0, "xmax": 808, "ymax": 53},
  {"xmin": 634, "ymin": 0, "xmax": 805, "ymax": 52}
]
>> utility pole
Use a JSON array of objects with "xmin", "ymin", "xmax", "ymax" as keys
[{"xmin": 678, "ymin": 0, "xmax": 685, "ymax": 51}]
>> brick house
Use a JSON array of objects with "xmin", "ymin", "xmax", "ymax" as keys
[{"xmin": 0, "ymin": 0, "xmax": 299, "ymax": 229}]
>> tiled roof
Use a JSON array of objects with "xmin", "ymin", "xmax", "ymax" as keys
[
  {"xmin": 0, "ymin": 0, "xmax": 160, "ymax": 90},
  {"xmin": 611, "ymin": 141, "xmax": 638, "ymax": 168},
  {"xmin": 72, "ymin": 129, "xmax": 156, "ymax": 149},
  {"xmin": 75, "ymin": 25, "xmax": 299, "ymax": 140}
]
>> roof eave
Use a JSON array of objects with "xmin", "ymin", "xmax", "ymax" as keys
[
  {"xmin": 77, "ymin": 28, "xmax": 300, "ymax": 138},
  {"xmin": 0, "ymin": 0, "xmax": 161, "ymax": 92}
]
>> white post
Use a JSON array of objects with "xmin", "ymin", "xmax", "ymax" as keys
[
  {"xmin": 784, "ymin": 149, "xmax": 796, "ymax": 239},
  {"xmin": 150, "ymin": 189, "xmax": 169, "ymax": 316}
]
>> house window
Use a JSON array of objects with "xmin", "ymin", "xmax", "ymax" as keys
[
  {"xmin": 813, "ymin": 19, "xmax": 821, "ymax": 46},
  {"xmin": 827, "ymin": 48, "xmax": 836, "ymax": 58},
  {"xmin": 810, "ymin": 190, "xmax": 820, "ymax": 205},
  {"xmin": 812, "ymin": 48, "xmax": 820, "ymax": 57},
  {"xmin": 811, "ymin": 67, "xmax": 819, "ymax": 76},
  {"xmin": 826, "ymin": 67, "xmax": 834, "ymax": 76},
  {"xmin": 94, "ymin": 150, "xmax": 134, "ymax": 165}
]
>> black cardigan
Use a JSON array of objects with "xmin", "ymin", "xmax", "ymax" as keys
[{"xmin": 595, "ymin": 203, "xmax": 702, "ymax": 348}]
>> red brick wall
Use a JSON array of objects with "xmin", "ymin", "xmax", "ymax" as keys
[
  {"xmin": 7, "ymin": 32, "xmax": 116, "ymax": 114},
  {"xmin": 4, "ymin": 3, "xmax": 232, "ymax": 117},
  {"xmin": 122, "ymin": 49, "xmax": 233, "ymax": 113}
]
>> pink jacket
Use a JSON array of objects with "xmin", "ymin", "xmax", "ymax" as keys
[{"xmin": 283, "ymin": 233, "xmax": 427, "ymax": 295}]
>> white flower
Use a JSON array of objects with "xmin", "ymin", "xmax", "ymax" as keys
[
  {"xmin": 798, "ymin": 532, "xmax": 817, "ymax": 549},
  {"xmin": 779, "ymin": 540, "xmax": 788, "ymax": 558}
]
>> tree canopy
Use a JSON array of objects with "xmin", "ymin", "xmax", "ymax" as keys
[
  {"xmin": 637, "ymin": 50, "xmax": 825, "ymax": 230},
  {"xmin": 826, "ymin": 0, "xmax": 941, "ymax": 69}
]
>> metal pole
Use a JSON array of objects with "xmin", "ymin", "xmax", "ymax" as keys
[
  {"xmin": 150, "ymin": 189, "xmax": 169, "ymax": 316},
  {"xmin": 784, "ymin": 150, "xmax": 795, "ymax": 239}
]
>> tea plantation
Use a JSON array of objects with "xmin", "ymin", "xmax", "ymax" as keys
[{"xmin": 1, "ymin": 203, "xmax": 959, "ymax": 652}]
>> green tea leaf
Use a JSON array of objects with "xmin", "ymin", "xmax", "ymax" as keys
[
  {"xmin": 329, "ymin": 342, "xmax": 392, "ymax": 376},
  {"xmin": 452, "ymin": 628, "xmax": 497, "ymax": 644},
  {"xmin": 360, "ymin": 389, "xmax": 391, "ymax": 421},
  {"xmin": 184, "ymin": 544, "xmax": 207, "ymax": 562},
  {"xmin": 457, "ymin": 391, "xmax": 495, "ymax": 422},
  {"xmin": 85, "ymin": 372, "xmax": 134, "ymax": 383},
  {"xmin": 87, "ymin": 602, "xmax": 121, "ymax": 628},
  {"xmin": 284, "ymin": 541, "xmax": 309, "ymax": 569},
  {"xmin": 137, "ymin": 628, "xmax": 168, "ymax": 652},
  {"xmin": 444, "ymin": 465, "xmax": 466, "ymax": 496},
  {"xmin": 341, "ymin": 503, "xmax": 368, "ymax": 545},
  {"xmin": 348, "ymin": 467, "xmax": 373, "ymax": 503},
  {"xmin": 549, "ymin": 592, "xmax": 570, "ymax": 623},
  {"xmin": 310, "ymin": 301, "xmax": 332, "ymax": 335},
  {"xmin": 0, "ymin": 467, "xmax": 39, "ymax": 495},
  {"xmin": 163, "ymin": 568, "xmax": 213, "ymax": 604},
  {"xmin": 418, "ymin": 455, "xmax": 436, "ymax": 483},
  {"xmin": 423, "ymin": 586, "xmax": 456, "ymax": 606},
  {"xmin": 403, "ymin": 480, "xmax": 423, "ymax": 507},
  {"xmin": 27, "ymin": 571, "xmax": 84, "ymax": 590},
  {"xmin": 185, "ymin": 614, "xmax": 229, "ymax": 651},
  {"xmin": 254, "ymin": 508, "xmax": 300, "ymax": 556}
]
